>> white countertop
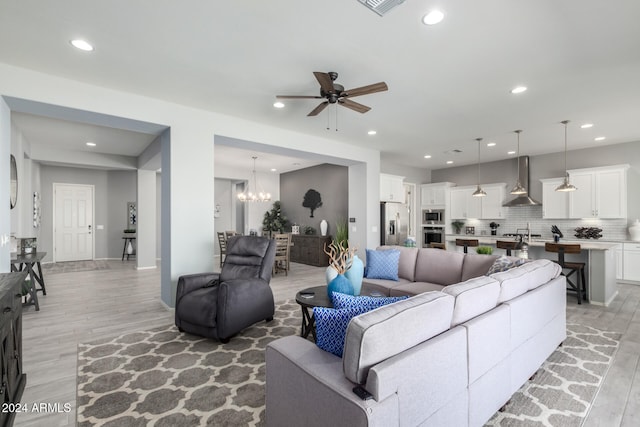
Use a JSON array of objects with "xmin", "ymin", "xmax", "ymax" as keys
[{"xmin": 445, "ymin": 234, "xmax": 622, "ymax": 250}]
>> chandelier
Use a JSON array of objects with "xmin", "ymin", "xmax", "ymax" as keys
[{"xmin": 237, "ymin": 156, "xmax": 272, "ymax": 202}]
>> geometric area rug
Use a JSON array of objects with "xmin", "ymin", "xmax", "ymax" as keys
[{"xmin": 77, "ymin": 301, "xmax": 620, "ymax": 427}]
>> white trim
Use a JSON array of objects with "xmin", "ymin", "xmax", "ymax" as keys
[{"xmin": 135, "ymin": 265, "xmax": 157, "ymax": 270}]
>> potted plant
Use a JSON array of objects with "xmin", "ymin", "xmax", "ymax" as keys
[
  {"xmin": 262, "ymin": 201, "xmax": 289, "ymax": 237},
  {"xmin": 452, "ymin": 220, "xmax": 465, "ymax": 235}
]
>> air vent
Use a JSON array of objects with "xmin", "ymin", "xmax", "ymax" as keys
[
  {"xmin": 357, "ymin": 0, "xmax": 407, "ymax": 16},
  {"xmin": 443, "ymin": 149, "xmax": 463, "ymax": 155}
]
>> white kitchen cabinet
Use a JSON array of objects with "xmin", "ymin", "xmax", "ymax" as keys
[
  {"xmin": 449, "ymin": 184, "xmax": 504, "ymax": 219},
  {"xmin": 540, "ymin": 177, "xmax": 569, "ymax": 219},
  {"xmin": 380, "ymin": 174, "xmax": 405, "ymax": 203},
  {"xmin": 616, "ymin": 245, "xmax": 623, "ymax": 281},
  {"xmin": 623, "ymin": 243, "xmax": 640, "ymax": 282},
  {"xmin": 420, "ymin": 182, "xmax": 454, "ymax": 207},
  {"xmin": 568, "ymin": 165, "xmax": 628, "ymax": 219}
]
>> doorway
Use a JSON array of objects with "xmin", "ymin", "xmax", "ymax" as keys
[{"xmin": 53, "ymin": 183, "xmax": 95, "ymax": 262}]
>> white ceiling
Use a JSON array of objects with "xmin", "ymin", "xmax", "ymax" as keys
[{"xmin": 2, "ymin": 0, "xmax": 640, "ymax": 170}]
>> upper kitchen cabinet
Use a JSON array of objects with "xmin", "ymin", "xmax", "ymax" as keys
[
  {"xmin": 420, "ymin": 182, "xmax": 454, "ymax": 207},
  {"xmin": 450, "ymin": 183, "xmax": 505, "ymax": 219},
  {"xmin": 568, "ymin": 165, "xmax": 629, "ymax": 219},
  {"xmin": 540, "ymin": 177, "xmax": 569, "ymax": 218},
  {"xmin": 380, "ymin": 174, "xmax": 405, "ymax": 203}
]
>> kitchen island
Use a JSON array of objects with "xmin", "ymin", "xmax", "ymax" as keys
[{"xmin": 445, "ymin": 235, "xmax": 620, "ymax": 306}]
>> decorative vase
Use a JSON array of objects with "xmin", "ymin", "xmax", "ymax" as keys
[
  {"xmin": 325, "ymin": 266, "xmax": 339, "ymax": 285},
  {"xmin": 327, "ymin": 274, "xmax": 353, "ymax": 297},
  {"xmin": 320, "ymin": 220, "xmax": 328, "ymax": 236},
  {"xmin": 127, "ymin": 241, "xmax": 134, "ymax": 255},
  {"xmin": 344, "ymin": 255, "xmax": 364, "ymax": 296},
  {"xmin": 630, "ymin": 219, "xmax": 640, "ymax": 242}
]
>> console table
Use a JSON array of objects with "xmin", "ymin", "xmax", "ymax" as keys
[
  {"xmin": 11, "ymin": 251, "xmax": 47, "ymax": 311},
  {"xmin": 290, "ymin": 235, "xmax": 332, "ymax": 267},
  {"xmin": 0, "ymin": 272, "xmax": 28, "ymax": 427}
]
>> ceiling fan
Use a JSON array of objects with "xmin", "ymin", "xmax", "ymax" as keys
[{"xmin": 276, "ymin": 71, "xmax": 388, "ymax": 116}]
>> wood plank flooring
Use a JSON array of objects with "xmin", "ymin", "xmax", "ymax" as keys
[{"xmin": 13, "ymin": 259, "xmax": 640, "ymax": 426}]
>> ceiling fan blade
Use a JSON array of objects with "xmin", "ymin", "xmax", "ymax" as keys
[
  {"xmin": 341, "ymin": 82, "xmax": 388, "ymax": 98},
  {"xmin": 276, "ymin": 95, "xmax": 323, "ymax": 99},
  {"xmin": 338, "ymin": 99, "xmax": 371, "ymax": 114},
  {"xmin": 307, "ymin": 101, "xmax": 329, "ymax": 116},
  {"xmin": 313, "ymin": 72, "xmax": 335, "ymax": 93}
]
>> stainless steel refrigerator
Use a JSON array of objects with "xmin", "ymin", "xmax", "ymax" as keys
[{"xmin": 380, "ymin": 202, "xmax": 409, "ymax": 246}]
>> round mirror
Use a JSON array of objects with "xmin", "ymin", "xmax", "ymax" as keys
[{"xmin": 10, "ymin": 154, "xmax": 17, "ymax": 209}]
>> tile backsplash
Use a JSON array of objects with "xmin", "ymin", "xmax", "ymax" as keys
[{"xmin": 461, "ymin": 206, "xmax": 630, "ymax": 241}]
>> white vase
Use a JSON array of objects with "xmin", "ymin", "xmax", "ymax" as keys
[
  {"xmin": 630, "ymin": 219, "xmax": 640, "ymax": 241},
  {"xmin": 127, "ymin": 241, "xmax": 134, "ymax": 255},
  {"xmin": 320, "ymin": 220, "xmax": 328, "ymax": 236}
]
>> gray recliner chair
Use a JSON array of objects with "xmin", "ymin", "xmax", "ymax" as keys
[{"xmin": 175, "ymin": 235, "xmax": 277, "ymax": 342}]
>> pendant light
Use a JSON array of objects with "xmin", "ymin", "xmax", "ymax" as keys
[
  {"xmin": 237, "ymin": 156, "xmax": 272, "ymax": 202},
  {"xmin": 510, "ymin": 130, "xmax": 527, "ymax": 195},
  {"xmin": 555, "ymin": 120, "xmax": 577, "ymax": 192},
  {"xmin": 472, "ymin": 137, "xmax": 486, "ymax": 197}
]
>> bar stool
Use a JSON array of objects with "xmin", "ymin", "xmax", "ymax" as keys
[
  {"xmin": 496, "ymin": 240, "xmax": 518, "ymax": 256},
  {"xmin": 429, "ymin": 242, "xmax": 446, "ymax": 250},
  {"xmin": 544, "ymin": 243, "xmax": 586, "ymax": 304},
  {"xmin": 455, "ymin": 239, "xmax": 479, "ymax": 254}
]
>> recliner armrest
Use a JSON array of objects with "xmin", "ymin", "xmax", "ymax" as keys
[
  {"xmin": 176, "ymin": 273, "xmax": 220, "ymax": 304},
  {"xmin": 216, "ymin": 278, "xmax": 273, "ymax": 338}
]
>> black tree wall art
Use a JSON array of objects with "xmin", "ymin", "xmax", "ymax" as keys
[{"xmin": 302, "ymin": 189, "xmax": 322, "ymax": 218}]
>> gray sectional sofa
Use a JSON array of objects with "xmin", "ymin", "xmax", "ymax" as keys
[{"xmin": 266, "ymin": 247, "xmax": 566, "ymax": 427}]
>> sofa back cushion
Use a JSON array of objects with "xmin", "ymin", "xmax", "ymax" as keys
[
  {"xmin": 377, "ymin": 246, "xmax": 419, "ymax": 281},
  {"xmin": 414, "ymin": 248, "xmax": 464, "ymax": 285},
  {"xmin": 342, "ymin": 291, "xmax": 454, "ymax": 384},
  {"xmin": 492, "ymin": 259, "xmax": 562, "ymax": 303},
  {"xmin": 461, "ymin": 254, "xmax": 499, "ymax": 281},
  {"xmin": 442, "ymin": 276, "xmax": 500, "ymax": 326}
]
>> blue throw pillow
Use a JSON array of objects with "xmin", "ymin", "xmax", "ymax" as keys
[
  {"xmin": 365, "ymin": 249, "xmax": 400, "ymax": 281},
  {"xmin": 313, "ymin": 307, "xmax": 368, "ymax": 357},
  {"xmin": 331, "ymin": 292, "xmax": 407, "ymax": 311}
]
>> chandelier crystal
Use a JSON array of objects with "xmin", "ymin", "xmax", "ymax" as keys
[{"xmin": 237, "ymin": 156, "xmax": 272, "ymax": 202}]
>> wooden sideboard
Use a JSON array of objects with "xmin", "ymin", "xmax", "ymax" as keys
[
  {"xmin": 0, "ymin": 271, "xmax": 27, "ymax": 427},
  {"xmin": 290, "ymin": 235, "xmax": 332, "ymax": 267}
]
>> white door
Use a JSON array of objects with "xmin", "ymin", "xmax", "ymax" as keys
[{"xmin": 54, "ymin": 184, "xmax": 94, "ymax": 262}]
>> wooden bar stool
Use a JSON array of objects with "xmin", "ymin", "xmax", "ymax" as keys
[
  {"xmin": 429, "ymin": 242, "xmax": 446, "ymax": 250},
  {"xmin": 496, "ymin": 240, "xmax": 518, "ymax": 256},
  {"xmin": 545, "ymin": 243, "xmax": 586, "ymax": 304},
  {"xmin": 455, "ymin": 239, "xmax": 479, "ymax": 254}
]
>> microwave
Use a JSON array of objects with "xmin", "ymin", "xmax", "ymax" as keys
[{"xmin": 422, "ymin": 209, "xmax": 444, "ymax": 225}]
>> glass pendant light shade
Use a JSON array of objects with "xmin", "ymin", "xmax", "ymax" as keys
[
  {"xmin": 510, "ymin": 130, "xmax": 528, "ymax": 195},
  {"xmin": 237, "ymin": 156, "xmax": 272, "ymax": 202},
  {"xmin": 555, "ymin": 120, "xmax": 577, "ymax": 192},
  {"xmin": 472, "ymin": 137, "xmax": 486, "ymax": 197}
]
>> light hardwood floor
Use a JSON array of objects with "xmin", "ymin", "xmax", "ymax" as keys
[{"xmin": 13, "ymin": 260, "xmax": 640, "ymax": 426}]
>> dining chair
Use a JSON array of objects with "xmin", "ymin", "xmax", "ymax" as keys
[
  {"xmin": 217, "ymin": 232, "xmax": 227, "ymax": 268},
  {"xmin": 273, "ymin": 233, "xmax": 291, "ymax": 276}
]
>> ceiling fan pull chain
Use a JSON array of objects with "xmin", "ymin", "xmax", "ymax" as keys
[
  {"xmin": 335, "ymin": 103, "xmax": 339, "ymax": 132},
  {"xmin": 326, "ymin": 106, "xmax": 330, "ymax": 130}
]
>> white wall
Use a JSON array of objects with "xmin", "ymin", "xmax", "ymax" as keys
[
  {"xmin": 0, "ymin": 62, "xmax": 381, "ymax": 306},
  {"xmin": 0, "ymin": 97, "xmax": 10, "ymax": 270}
]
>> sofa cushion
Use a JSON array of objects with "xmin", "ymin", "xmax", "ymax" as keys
[
  {"xmin": 414, "ymin": 248, "xmax": 464, "ymax": 285},
  {"xmin": 313, "ymin": 307, "xmax": 368, "ymax": 357},
  {"xmin": 389, "ymin": 282, "xmax": 445, "ymax": 297},
  {"xmin": 331, "ymin": 292, "xmax": 408, "ymax": 310},
  {"xmin": 377, "ymin": 246, "xmax": 419, "ymax": 281},
  {"xmin": 492, "ymin": 259, "xmax": 562, "ymax": 303},
  {"xmin": 365, "ymin": 248, "xmax": 400, "ymax": 281},
  {"xmin": 442, "ymin": 276, "xmax": 501, "ymax": 326},
  {"xmin": 485, "ymin": 255, "xmax": 523, "ymax": 275},
  {"xmin": 342, "ymin": 291, "xmax": 455, "ymax": 384},
  {"xmin": 360, "ymin": 277, "xmax": 413, "ymax": 297},
  {"xmin": 461, "ymin": 254, "xmax": 499, "ymax": 281}
]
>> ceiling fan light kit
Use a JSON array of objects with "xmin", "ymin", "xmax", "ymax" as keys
[
  {"xmin": 276, "ymin": 71, "xmax": 387, "ymax": 117},
  {"xmin": 555, "ymin": 120, "xmax": 577, "ymax": 192}
]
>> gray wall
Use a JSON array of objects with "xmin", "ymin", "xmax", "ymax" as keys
[
  {"xmin": 431, "ymin": 140, "xmax": 640, "ymax": 222},
  {"xmin": 280, "ymin": 164, "xmax": 348, "ymax": 236},
  {"xmin": 106, "ymin": 170, "xmax": 137, "ymax": 258}
]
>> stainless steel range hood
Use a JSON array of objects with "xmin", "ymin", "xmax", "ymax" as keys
[{"xmin": 503, "ymin": 156, "xmax": 541, "ymax": 207}]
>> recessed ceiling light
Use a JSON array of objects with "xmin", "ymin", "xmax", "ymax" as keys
[
  {"xmin": 594, "ymin": 136, "xmax": 606, "ymax": 141},
  {"xmin": 422, "ymin": 10, "xmax": 444, "ymax": 25},
  {"xmin": 86, "ymin": 142, "xmax": 96, "ymax": 147},
  {"xmin": 487, "ymin": 142, "xmax": 496, "ymax": 147},
  {"xmin": 70, "ymin": 39, "xmax": 94, "ymax": 51},
  {"xmin": 273, "ymin": 101, "xmax": 285, "ymax": 108},
  {"xmin": 508, "ymin": 150, "xmax": 516, "ymax": 155},
  {"xmin": 424, "ymin": 155, "xmax": 432, "ymax": 159},
  {"xmin": 368, "ymin": 130, "xmax": 377, "ymax": 135},
  {"xmin": 581, "ymin": 123, "xmax": 594, "ymax": 129},
  {"xmin": 270, "ymin": 168, "xmax": 277, "ymax": 172},
  {"xmin": 510, "ymin": 86, "xmax": 527, "ymax": 94},
  {"xmin": 446, "ymin": 160, "xmax": 454, "ymax": 164}
]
